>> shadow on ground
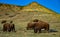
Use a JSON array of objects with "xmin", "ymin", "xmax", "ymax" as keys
[{"xmin": 49, "ymin": 29, "xmax": 58, "ymax": 32}]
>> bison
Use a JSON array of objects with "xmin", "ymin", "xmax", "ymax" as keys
[
  {"xmin": 26, "ymin": 20, "xmax": 49, "ymax": 33},
  {"xmin": 26, "ymin": 19, "xmax": 39, "ymax": 30},
  {"xmin": 3, "ymin": 23, "xmax": 11, "ymax": 32},
  {"xmin": 34, "ymin": 21, "xmax": 49, "ymax": 33},
  {"xmin": 10, "ymin": 21, "xmax": 16, "ymax": 32},
  {"xmin": 26, "ymin": 22, "xmax": 35, "ymax": 30},
  {"xmin": 2, "ymin": 21, "xmax": 16, "ymax": 32}
]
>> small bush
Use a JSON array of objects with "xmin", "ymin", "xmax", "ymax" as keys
[{"xmin": 5, "ymin": 13, "xmax": 9, "ymax": 15}]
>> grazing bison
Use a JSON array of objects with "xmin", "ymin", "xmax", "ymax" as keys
[
  {"xmin": 1, "ymin": 20, "xmax": 11, "ymax": 32},
  {"xmin": 3, "ymin": 23, "xmax": 11, "ymax": 32},
  {"xmin": 2, "ymin": 21, "xmax": 16, "ymax": 32},
  {"xmin": 26, "ymin": 20, "xmax": 49, "ymax": 33},
  {"xmin": 26, "ymin": 19, "xmax": 39, "ymax": 30},
  {"xmin": 10, "ymin": 21, "xmax": 16, "ymax": 32},
  {"xmin": 34, "ymin": 21, "xmax": 49, "ymax": 33}
]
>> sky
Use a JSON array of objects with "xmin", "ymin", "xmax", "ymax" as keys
[{"xmin": 0, "ymin": 0, "xmax": 60, "ymax": 14}]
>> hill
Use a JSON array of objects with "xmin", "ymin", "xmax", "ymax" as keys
[
  {"xmin": 0, "ymin": 2, "xmax": 60, "ymax": 23},
  {"xmin": 22, "ymin": 2, "xmax": 57, "ymax": 14}
]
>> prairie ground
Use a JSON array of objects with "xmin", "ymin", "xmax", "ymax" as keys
[
  {"xmin": 0, "ymin": 11, "xmax": 60, "ymax": 37},
  {"xmin": 0, "ymin": 17, "xmax": 60, "ymax": 37}
]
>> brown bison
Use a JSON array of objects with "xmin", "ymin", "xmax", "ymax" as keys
[
  {"xmin": 26, "ymin": 20, "xmax": 49, "ymax": 33},
  {"xmin": 2, "ymin": 21, "xmax": 16, "ymax": 32},
  {"xmin": 26, "ymin": 22, "xmax": 35, "ymax": 30},
  {"xmin": 34, "ymin": 21, "xmax": 49, "ymax": 33},
  {"xmin": 26, "ymin": 19, "xmax": 39, "ymax": 30},
  {"xmin": 10, "ymin": 21, "xmax": 16, "ymax": 32},
  {"xmin": 3, "ymin": 23, "xmax": 11, "ymax": 32}
]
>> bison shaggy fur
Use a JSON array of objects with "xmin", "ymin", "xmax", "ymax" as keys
[
  {"xmin": 26, "ymin": 22, "xmax": 35, "ymax": 30},
  {"xmin": 34, "ymin": 21, "xmax": 49, "ymax": 33},
  {"xmin": 26, "ymin": 20, "xmax": 49, "ymax": 33},
  {"xmin": 3, "ymin": 23, "xmax": 11, "ymax": 32},
  {"xmin": 3, "ymin": 23, "xmax": 15, "ymax": 32}
]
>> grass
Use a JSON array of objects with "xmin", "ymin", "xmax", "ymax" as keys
[{"xmin": 0, "ymin": 21, "xmax": 60, "ymax": 37}]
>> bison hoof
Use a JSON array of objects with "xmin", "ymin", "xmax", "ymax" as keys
[{"xmin": 34, "ymin": 30, "xmax": 37, "ymax": 33}]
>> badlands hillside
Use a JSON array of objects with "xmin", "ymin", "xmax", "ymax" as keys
[{"xmin": 0, "ymin": 2, "xmax": 60, "ymax": 23}]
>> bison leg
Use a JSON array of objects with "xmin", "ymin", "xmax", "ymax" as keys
[
  {"xmin": 8, "ymin": 28, "xmax": 11, "ymax": 32},
  {"xmin": 39, "ymin": 29, "xmax": 41, "ymax": 33},
  {"xmin": 13, "ymin": 26, "xmax": 15, "ymax": 31},
  {"xmin": 7, "ymin": 26, "xmax": 11, "ymax": 32},
  {"xmin": 11, "ymin": 25, "xmax": 16, "ymax": 32},
  {"xmin": 45, "ymin": 25, "xmax": 49, "ymax": 32},
  {"xmin": 12, "ymin": 27, "xmax": 16, "ymax": 32},
  {"xmin": 13, "ymin": 24, "xmax": 16, "ymax": 32},
  {"xmin": 34, "ymin": 27, "xmax": 38, "ymax": 33}
]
